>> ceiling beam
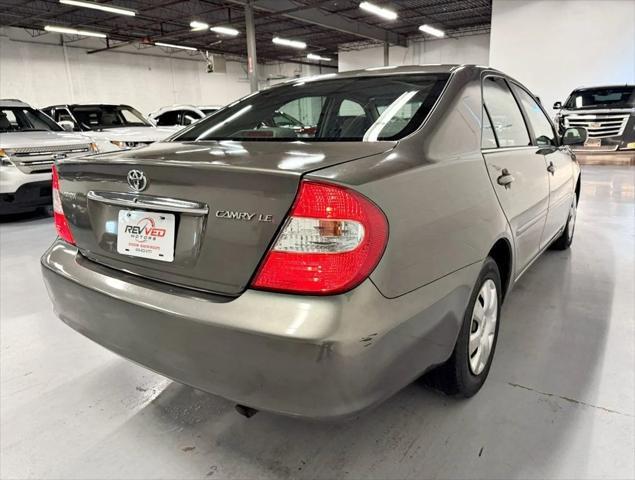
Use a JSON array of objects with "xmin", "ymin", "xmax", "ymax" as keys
[{"xmin": 225, "ymin": 0, "xmax": 407, "ymax": 47}]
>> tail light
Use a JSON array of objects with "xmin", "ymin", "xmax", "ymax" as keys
[
  {"xmin": 51, "ymin": 165, "xmax": 75, "ymax": 245},
  {"xmin": 251, "ymin": 181, "xmax": 388, "ymax": 295}
]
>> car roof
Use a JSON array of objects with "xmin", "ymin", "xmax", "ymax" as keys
[
  {"xmin": 571, "ymin": 85, "xmax": 634, "ymax": 91},
  {"xmin": 290, "ymin": 64, "xmax": 492, "ymax": 80},
  {"xmin": 270, "ymin": 64, "xmax": 499, "ymax": 89},
  {"xmin": 48, "ymin": 103, "xmax": 132, "ymax": 108},
  {"xmin": 0, "ymin": 99, "xmax": 31, "ymax": 108}
]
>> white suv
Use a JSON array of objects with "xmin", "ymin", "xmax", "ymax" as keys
[
  {"xmin": 43, "ymin": 103, "xmax": 180, "ymax": 151},
  {"xmin": 148, "ymin": 104, "xmax": 221, "ymax": 127},
  {"xmin": 0, "ymin": 99, "xmax": 97, "ymax": 214}
]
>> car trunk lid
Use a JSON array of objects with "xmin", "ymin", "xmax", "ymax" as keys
[{"xmin": 56, "ymin": 140, "xmax": 394, "ymax": 295}]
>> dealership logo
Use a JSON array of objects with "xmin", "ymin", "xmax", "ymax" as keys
[
  {"xmin": 124, "ymin": 217, "xmax": 166, "ymax": 237},
  {"xmin": 127, "ymin": 169, "xmax": 147, "ymax": 192}
]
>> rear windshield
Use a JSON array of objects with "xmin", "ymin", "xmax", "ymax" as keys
[
  {"xmin": 0, "ymin": 107, "xmax": 62, "ymax": 133},
  {"xmin": 69, "ymin": 105, "xmax": 150, "ymax": 130},
  {"xmin": 175, "ymin": 73, "xmax": 449, "ymax": 142},
  {"xmin": 565, "ymin": 86, "xmax": 635, "ymax": 109}
]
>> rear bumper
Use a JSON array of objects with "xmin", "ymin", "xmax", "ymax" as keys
[{"xmin": 41, "ymin": 240, "xmax": 479, "ymax": 418}]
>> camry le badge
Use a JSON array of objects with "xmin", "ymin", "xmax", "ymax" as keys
[{"xmin": 216, "ymin": 210, "xmax": 273, "ymax": 222}]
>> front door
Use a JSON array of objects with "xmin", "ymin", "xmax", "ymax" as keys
[
  {"xmin": 509, "ymin": 83, "xmax": 574, "ymax": 247},
  {"xmin": 481, "ymin": 76, "xmax": 550, "ymax": 274}
]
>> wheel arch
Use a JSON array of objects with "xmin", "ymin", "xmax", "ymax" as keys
[{"xmin": 488, "ymin": 238, "xmax": 513, "ymax": 300}]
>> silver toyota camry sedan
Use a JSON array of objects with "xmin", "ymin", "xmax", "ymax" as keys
[{"xmin": 42, "ymin": 65, "xmax": 585, "ymax": 419}]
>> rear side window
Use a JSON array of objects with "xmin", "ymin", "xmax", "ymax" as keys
[
  {"xmin": 511, "ymin": 84, "xmax": 556, "ymax": 146},
  {"xmin": 156, "ymin": 111, "xmax": 179, "ymax": 126},
  {"xmin": 483, "ymin": 77, "xmax": 531, "ymax": 148},
  {"xmin": 175, "ymin": 73, "xmax": 449, "ymax": 142}
]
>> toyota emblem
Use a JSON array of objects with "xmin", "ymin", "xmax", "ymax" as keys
[{"xmin": 127, "ymin": 169, "xmax": 147, "ymax": 192}]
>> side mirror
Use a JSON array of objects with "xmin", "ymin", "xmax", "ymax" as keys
[
  {"xmin": 561, "ymin": 127, "xmax": 587, "ymax": 146},
  {"xmin": 553, "ymin": 101, "xmax": 562, "ymax": 110},
  {"xmin": 58, "ymin": 120, "xmax": 75, "ymax": 132}
]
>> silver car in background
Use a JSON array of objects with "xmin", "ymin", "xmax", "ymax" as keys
[
  {"xmin": 42, "ymin": 65, "xmax": 585, "ymax": 418},
  {"xmin": 0, "ymin": 99, "xmax": 97, "ymax": 214},
  {"xmin": 43, "ymin": 103, "xmax": 179, "ymax": 152}
]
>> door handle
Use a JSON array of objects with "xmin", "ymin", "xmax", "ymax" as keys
[
  {"xmin": 547, "ymin": 162, "xmax": 556, "ymax": 175},
  {"xmin": 497, "ymin": 169, "xmax": 515, "ymax": 188}
]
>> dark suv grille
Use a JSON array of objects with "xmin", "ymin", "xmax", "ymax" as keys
[
  {"xmin": 5, "ymin": 144, "xmax": 92, "ymax": 174},
  {"xmin": 564, "ymin": 113, "xmax": 630, "ymax": 138}
]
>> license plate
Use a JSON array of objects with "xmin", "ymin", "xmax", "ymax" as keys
[
  {"xmin": 117, "ymin": 210, "xmax": 175, "ymax": 262},
  {"xmin": 585, "ymin": 138, "xmax": 601, "ymax": 147}
]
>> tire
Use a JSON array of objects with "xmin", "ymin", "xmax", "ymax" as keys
[
  {"xmin": 550, "ymin": 194, "xmax": 577, "ymax": 250},
  {"xmin": 427, "ymin": 257, "xmax": 502, "ymax": 397},
  {"xmin": 39, "ymin": 205, "xmax": 54, "ymax": 217}
]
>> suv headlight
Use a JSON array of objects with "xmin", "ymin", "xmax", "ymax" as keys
[
  {"xmin": 0, "ymin": 148, "xmax": 14, "ymax": 167},
  {"xmin": 110, "ymin": 140, "xmax": 128, "ymax": 149}
]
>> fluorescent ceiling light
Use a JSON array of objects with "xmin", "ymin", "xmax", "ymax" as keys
[
  {"xmin": 44, "ymin": 25, "xmax": 107, "ymax": 38},
  {"xmin": 59, "ymin": 0, "xmax": 136, "ymax": 16},
  {"xmin": 307, "ymin": 53, "xmax": 332, "ymax": 62},
  {"xmin": 419, "ymin": 24, "xmax": 445, "ymax": 37},
  {"xmin": 272, "ymin": 36, "xmax": 306, "ymax": 49},
  {"xmin": 190, "ymin": 21, "xmax": 209, "ymax": 31},
  {"xmin": 210, "ymin": 26, "xmax": 239, "ymax": 36},
  {"xmin": 359, "ymin": 1, "xmax": 398, "ymax": 21},
  {"xmin": 155, "ymin": 42, "xmax": 197, "ymax": 51}
]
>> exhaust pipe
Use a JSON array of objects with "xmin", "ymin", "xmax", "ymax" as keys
[{"xmin": 235, "ymin": 404, "xmax": 259, "ymax": 418}]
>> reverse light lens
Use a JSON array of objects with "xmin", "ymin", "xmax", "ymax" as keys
[
  {"xmin": 252, "ymin": 181, "xmax": 388, "ymax": 295},
  {"xmin": 52, "ymin": 165, "xmax": 76, "ymax": 245}
]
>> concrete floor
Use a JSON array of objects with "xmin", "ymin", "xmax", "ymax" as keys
[{"xmin": 1, "ymin": 165, "xmax": 633, "ymax": 480}]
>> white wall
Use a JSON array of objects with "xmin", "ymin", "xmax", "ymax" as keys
[
  {"xmin": 338, "ymin": 34, "xmax": 490, "ymax": 72},
  {"xmin": 0, "ymin": 27, "xmax": 334, "ymax": 115},
  {"xmin": 338, "ymin": 45, "xmax": 409, "ymax": 71},
  {"xmin": 489, "ymin": 0, "xmax": 635, "ymax": 110}
]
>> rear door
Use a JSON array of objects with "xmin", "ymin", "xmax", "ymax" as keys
[
  {"xmin": 481, "ymin": 75, "xmax": 550, "ymax": 274},
  {"xmin": 510, "ymin": 83, "xmax": 574, "ymax": 247}
]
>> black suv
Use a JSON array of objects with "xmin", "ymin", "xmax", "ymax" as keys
[{"xmin": 553, "ymin": 85, "xmax": 635, "ymax": 153}]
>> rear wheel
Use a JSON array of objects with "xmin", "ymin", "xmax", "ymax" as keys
[
  {"xmin": 550, "ymin": 195, "xmax": 577, "ymax": 250},
  {"xmin": 427, "ymin": 257, "xmax": 502, "ymax": 396}
]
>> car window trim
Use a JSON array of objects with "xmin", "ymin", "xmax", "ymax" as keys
[
  {"xmin": 481, "ymin": 73, "xmax": 534, "ymax": 151},
  {"xmin": 508, "ymin": 80, "xmax": 560, "ymax": 147},
  {"xmin": 482, "ymin": 104, "xmax": 500, "ymax": 149}
]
